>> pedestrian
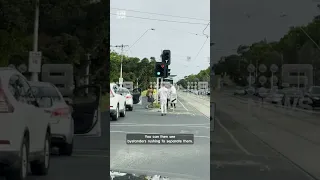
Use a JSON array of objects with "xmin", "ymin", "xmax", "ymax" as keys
[
  {"xmin": 166, "ymin": 84, "xmax": 171, "ymax": 108},
  {"xmin": 170, "ymin": 84, "xmax": 177, "ymax": 109},
  {"xmin": 146, "ymin": 85, "xmax": 154, "ymax": 109},
  {"xmin": 158, "ymin": 83, "xmax": 169, "ymax": 116}
]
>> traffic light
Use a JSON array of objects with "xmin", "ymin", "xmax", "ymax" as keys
[
  {"xmin": 162, "ymin": 50, "xmax": 171, "ymax": 65},
  {"xmin": 155, "ymin": 62, "xmax": 165, "ymax": 77},
  {"xmin": 164, "ymin": 67, "xmax": 170, "ymax": 78}
]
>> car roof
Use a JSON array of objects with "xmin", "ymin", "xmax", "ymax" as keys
[{"xmin": 28, "ymin": 81, "xmax": 54, "ymax": 88}]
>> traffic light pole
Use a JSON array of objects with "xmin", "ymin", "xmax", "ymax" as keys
[{"xmin": 156, "ymin": 77, "xmax": 159, "ymax": 104}]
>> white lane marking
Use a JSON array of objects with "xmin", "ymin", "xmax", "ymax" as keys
[
  {"xmin": 111, "ymin": 124, "xmax": 210, "ymax": 127},
  {"xmin": 215, "ymin": 117, "xmax": 252, "ymax": 156},
  {"xmin": 72, "ymin": 154, "xmax": 109, "ymax": 158},
  {"xmin": 110, "ymin": 130, "xmax": 210, "ymax": 138},
  {"xmin": 178, "ymin": 99, "xmax": 189, "ymax": 111},
  {"xmin": 74, "ymin": 149, "xmax": 109, "ymax": 152}
]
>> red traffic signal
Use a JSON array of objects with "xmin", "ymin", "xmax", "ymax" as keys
[{"xmin": 161, "ymin": 64, "xmax": 164, "ymax": 68}]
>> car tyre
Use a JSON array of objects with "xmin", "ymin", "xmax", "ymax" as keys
[
  {"xmin": 120, "ymin": 104, "xmax": 126, "ymax": 117},
  {"xmin": 111, "ymin": 105, "xmax": 119, "ymax": 121},
  {"xmin": 5, "ymin": 136, "xmax": 29, "ymax": 180},
  {"xmin": 30, "ymin": 132, "xmax": 50, "ymax": 175},
  {"xmin": 60, "ymin": 140, "xmax": 73, "ymax": 156}
]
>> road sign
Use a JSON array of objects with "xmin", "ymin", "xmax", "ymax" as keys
[
  {"xmin": 270, "ymin": 76, "xmax": 278, "ymax": 83},
  {"xmin": 119, "ymin": 78, "xmax": 123, "ymax": 84},
  {"xmin": 28, "ymin": 51, "xmax": 42, "ymax": 72},
  {"xmin": 123, "ymin": 81, "xmax": 133, "ymax": 90},
  {"xmin": 259, "ymin": 64, "xmax": 267, "ymax": 73},
  {"xmin": 247, "ymin": 64, "xmax": 255, "ymax": 73},
  {"xmin": 198, "ymin": 82, "xmax": 208, "ymax": 89},
  {"xmin": 247, "ymin": 76, "xmax": 255, "ymax": 84},
  {"xmin": 270, "ymin": 64, "xmax": 278, "ymax": 73},
  {"xmin": 258, "ymin": 87, "xmax": 268, "ymax": 97},
  {"xmin": 259, "ymin": 75, "xmax": 267, "ymax": 84}
]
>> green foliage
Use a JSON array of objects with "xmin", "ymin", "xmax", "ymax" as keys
[
  {"xmin": 212, "ymin": 18, "xmax": 320, "ymax": 86},
  {"xmin": 1, "ymin": 0, "xmax": 108, "ymax": 88},
  {"xmin": 177, "ymin": 67, "xmax": 210, "ymax": 88},
  {"xmin": 110, "ymin": 51, "xmax": 157, "ymax": 90}
]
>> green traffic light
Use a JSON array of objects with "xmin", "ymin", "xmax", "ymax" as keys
[{"xmin": 157, "ymin": 72, "xmax": 160, "ymax": 75}]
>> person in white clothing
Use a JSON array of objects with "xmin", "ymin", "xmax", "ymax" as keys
[
  {"xmin": 158, "ymin": 83, "xmax": 169, "ymax": 116},
  {"xmin": 170, "ymin": 84, "xmax": 177, "ymax": 108}
]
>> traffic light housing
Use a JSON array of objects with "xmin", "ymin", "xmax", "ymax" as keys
[
  {"xmin": 162, "ymin": 50, "xmax": 171, "ymax": 65},
  {"xmin": 155, "ymin": 62, "xmax": 165, "ymax": 77},
  {"xmin": 164, "ymin": 67, "xmax": 170, "ymax": 78}
]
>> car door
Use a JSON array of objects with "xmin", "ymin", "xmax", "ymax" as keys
[
  {"xmin": 116, "ymin": 88, "xmax": 125, "ymax": 110},
  {"xmin": 71, "ymin": 85, "xmax": 101, "ymax": 137},
  {"xmin": 132, "ymin": 88, "xmax": 141, "ymax": 104}
]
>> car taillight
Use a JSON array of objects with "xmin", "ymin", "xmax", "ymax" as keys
[
  {"xmin": 0, "ymin": 88, "xmax": 14, "ymax": 113},
  {"xmin": 51, "ymin": 107, "xmax": 70, "ymax": 117},
  {"xmin": 110, "ymin": 90, "xmax": 114, "ymax": 97},
  {"xmin": 126, "ymin": 95, "xmax": 132, "ymax": 99}
]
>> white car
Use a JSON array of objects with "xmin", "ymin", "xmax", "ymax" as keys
[
  {"xmin": 29, "ymin": 81, "xmax": 74, "ymax": 156},
  {"xmin": 0, "ymin": 68, "xmax": 51, "ymax": 180},
  {"xmin": 110, "ymin": 83, "xmax": 126, "ymax": 120},
  {"xmin": 118, "ymin": 87, "xmax": 133, "ymax": 111}
]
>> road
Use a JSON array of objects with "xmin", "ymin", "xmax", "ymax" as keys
[
  {"xmin": 208, "ymin": 90, "xmax": 320, "ymax": 180},
  {"xmin": 16, "ymin": 95, "xmax": 209, "ymax": 180},
  {"xmin": 110, "ymin": 96, "xmax": 210, "ymax": 179}
]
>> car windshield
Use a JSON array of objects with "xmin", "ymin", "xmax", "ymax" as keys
[{"xmin": 118, "ymin": 89, "xmax": 130, "ymax": 95}]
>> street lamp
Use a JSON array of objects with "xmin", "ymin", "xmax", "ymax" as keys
[{"xmin": 30, "ymin": 0, "xmax": 40, "ymax": 82}]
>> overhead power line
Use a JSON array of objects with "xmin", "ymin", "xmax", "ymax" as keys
[
  {"xmin": 110, "ymin": 13, "xmax": 208, "ymax": 25},
  {"xmin": 111, "ymin": 7, "xmax": 209, "ymax": 21},
  {"xmin": 194, "ymin": 36, "xmax": 209, "ymax": 61}
]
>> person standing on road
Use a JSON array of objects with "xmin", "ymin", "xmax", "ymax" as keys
[
  {"xmin": 146, "ymin": 85, "xmax": 154, "ymax": 109},
  {"xmin": 158, "ymin": 83, "xmax": 168, "ymax": 116},
  {"xmin": 170, "ymin": 84, "xmax": 177, "ymax": 109}
]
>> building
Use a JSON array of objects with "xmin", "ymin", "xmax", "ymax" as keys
[{"xmin": 282, "ymin": 64, "xmax": 313, "ymax": 88}]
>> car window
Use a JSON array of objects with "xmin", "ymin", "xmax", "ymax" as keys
[
  {"xmin": 31, "ymin": 86, "xmax": 62, "ymax": 103},
  {"xmin": 17, "ymin": 75, "xmax": 35, "ymax": 105}
]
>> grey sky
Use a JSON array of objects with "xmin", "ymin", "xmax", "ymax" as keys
[
  {"xmin": 211, "ymin": 0, "xmax": 319, "ymax": 64},
  {"xmin": 110, "ymin": 0, "xmax": 210, "ymax": 81}
]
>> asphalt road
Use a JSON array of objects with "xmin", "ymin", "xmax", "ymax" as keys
[
  {"xmin": 211, "ymin": 91, "xmax": 319, "ymax": 180},
  {"xmin": 110, "ymin": 97, "xmax": 210, "ymax": 179}
]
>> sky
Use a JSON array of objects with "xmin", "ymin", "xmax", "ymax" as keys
[
  {"xmin": 110, "ymin": 0, "xmax": 210, "ymax": 81},
  {"xmin": 211, "ymin": 0, "xmax": 320, "ymax": 65}
]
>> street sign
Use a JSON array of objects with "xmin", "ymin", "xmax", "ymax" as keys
[
  {"xmin": 247, "ymin": 64, "xmax": 255, "ymax": 73},
  {"xmin": 119, "ymin": 77, "xmax": 123, "ymax": 84},
  {"xmin": 198, "ymin": 82, "xmax": 208, "ymax": 89},
  {"xmin": 247, "ymin": 76, "xmax": 255, "ymax": 84},
  {"xmin": 247, "ymin": 86, "xmax": 255, "ymax": 95},
  {"xmin": 270, "ymin": 76, "xmax": 278, "ymax": 83},
  {"xmin": 270, "ymin": 64, "xmax": 278, "ymax": 73},
  {"xmin": 259, "ymin": 75, "xmax": 267, "ymax": 84},
  {"xmin": 259, "ymin": 64, "xmax": 267, "ymax": 73},
  {"xmin": 123, "ymin": 81, "xmax": 133, "ymax": 90},
  {"xmin": 28, "ymin": 51, "xmax": 42, "ymax": 73}
]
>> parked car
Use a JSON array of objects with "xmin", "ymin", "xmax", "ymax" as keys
[
  {"xmin": 234, "ymin": 86, "xmax": 247, "ymax": 95},
  {"xmin": 0, "ymin": 68, "xmax": 51, "ymax": 180},
  {"xmin": 110, "ymin": 83, "xmax": 126, "ymax": 120},
  {"xmin": 118, "ymin": 87, "xmax": 133, "ymax": 111},
  {"xmin": 29, "ymin": 81, "xmax": 74, "ymax": 156},
  {"xmin": 304, "ymin": 86, "xmax": 320, "ymax": 109}
]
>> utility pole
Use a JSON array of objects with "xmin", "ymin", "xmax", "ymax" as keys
[
  {"xmin": 85, "ymin": 53, "xmax": 91, "ymax": 89},
  {"xmin": 111, "ymin": 44, "xmax": 129, "ymax": 87},
  {"xmin": 31, "ymin": 0, "xmax": 40, "ymax": 82}
]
